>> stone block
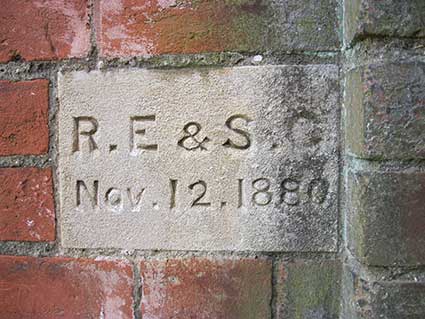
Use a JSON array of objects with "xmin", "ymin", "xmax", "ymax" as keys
[
  {"xmin": 347, "ymin": 163, "xmax": 425, "ymax": 266},
  {"xmin": 58, "ymin": 65, "xmax": 339, "ymax": 251},
  {"xmin": 343, "ymin": 263, "xmax": 425, "ymax": 319},
  {"xmin": 344, "ymin": 0, "xmax": 425, "ymax": 45},
  {"xmin": 345, "ymin": 62, "xmax": 425, "ymax": 159}
]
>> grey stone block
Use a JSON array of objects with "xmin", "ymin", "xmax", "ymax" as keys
[
  {"xmin": 345, "ymin": 62, "xmax": 425, "ymax": 160},
  {"xmin": 344, "ymin": 0, "xmax": 425, "ymax": 45},
  {"xmin": 343, "ymin": 263, "xmax": 425, "ymax": 319},
  {"xmin": 58, "ymin": 65, "xmax": 339, "ymax": 251},
  {"xmin": 346, "ymin": 162, "xmax": 425, "ymax": 266}
]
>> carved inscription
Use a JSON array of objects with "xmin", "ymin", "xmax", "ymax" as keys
[
  {"xmin": 58, "ymin": 66, "xmax": 339, "ymax": 251},
  {"xmin": 75, "ymin": 177, "xmax": 329, "ymax": 213},
  {"xmin": 72, "ymin": 114, "xmax": 252, "ymax": 154}
]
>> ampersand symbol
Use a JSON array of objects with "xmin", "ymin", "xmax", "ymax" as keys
[{"xmin": 178, "ymin": 122, "xmax": 210, "ymax": 151}]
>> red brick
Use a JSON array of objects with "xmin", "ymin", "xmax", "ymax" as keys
[
  {"xmin": 95, "ymin": 0, "xmax": 264, "ymax": 57},
  {"xmin": 0, "ymin": 256, "xmax": 134, "ymax": 319},
  {"xmin": 140, "ymin": 258, "xmax": 272, "ymax": 319},
  {"xmin": 0, "ymin": 168, "xmax": 55, "ymax": 242},
  {"xmin": 0, "ymin": 80, "xmax": 49, "ymax": 156},
  {"xmin": 0, "ymin": 0, "xmax": 90, "ymax": 62}
]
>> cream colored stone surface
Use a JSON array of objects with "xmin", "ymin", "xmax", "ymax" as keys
[{"xmin": 58, "ymin": 65, "xmax": 339, "ymax": 251}]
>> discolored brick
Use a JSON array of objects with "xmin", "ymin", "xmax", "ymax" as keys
[
  {"xmin": 0, "ymin": 80, "xmax": 49, "ymax": 156},
  {"xmin": 95, "ymin": 0, "xmax": 339, "ymax": 57},
  {"xmin": 0, "ymin": 0, "xmax": 90, "ymax": 62},
  {"xmin": 0, "ymin": 256, "xmax": 134, "ymax": 319},
  {"xmin": 277, "ymin": 260, "xmax": 341, "ymax": 319},
  {"xmin": 140, "ymin": 258, "xmax": 272, "ymax": 319}
]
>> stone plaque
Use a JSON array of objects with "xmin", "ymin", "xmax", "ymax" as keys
[{"xmin": 58, "ymin": 66, "xmax": 339, "ymax": 251}]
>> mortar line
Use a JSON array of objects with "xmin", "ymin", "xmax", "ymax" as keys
[
  {"xmin": 132, "ymin": 259, "xmax": 142, "ymax": 319},
  {"xmin": 49, "ymin": 61, "xmax": 62, "ymax": 256},
  {"xmin": 88, "ymin": 0, "xmax": 99, "ymax": 68},
  {"xmin": 270, "ymin": 256, "xmax": 279, "ymax": 319}
]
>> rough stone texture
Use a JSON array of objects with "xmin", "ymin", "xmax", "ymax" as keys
[
  {"xmin": 0, "ymin": 255, "xmax": 134, "ymax": 319},
  {"xmin": 347, "ymin": 163, "xmax": 425, "ymax": 266},
  {"xmin": 58, "ymin": 65, "xmax": 339, "ymax": 251},
  {"xmin": 277, "ymin": 259, "xmax": 341, "ymax": 319},
  {"xmin": 0, "ymin": 80, "xmax": 49, "ymax": 156},
  {"xmin": 344, "ymin": 0, "xmax": 425, "ymax": 45},
  {"xmin": 0, "ymin": 0, "xmax": 90, "ymax": 63},
  {"xmin": 343, "ymin": 263, "xmax": 425, "ymax": 319},
  {"xmin": 95, "ymin": 0, "xmax": 339, "ymax": 57},
  {"xmin": 0, "ymin": 168, "xmax": 55, "ymax": 242},
  {"xmin": 345, "ymin": 62, "xmax": 425, "ymax": 160},
  {"xmin": 140, "ymin": 258, "xmax": 271, "ymax": 319}
]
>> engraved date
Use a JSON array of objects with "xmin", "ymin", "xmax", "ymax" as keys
[{"xmin": 75, "ymin": 177, "xmax": 330, "ymax": 213}]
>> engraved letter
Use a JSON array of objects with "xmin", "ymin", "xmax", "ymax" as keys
[
  {"xmin": 188, "ymin": 180, "xmax": 211, "ymax": 207},
  {"xmin": 223, "ymin": 114, "xmax": 252, "ymax": 150},
  {"xmin": 130, "ymin": 115, "xmax": 158, "ymax": 154},
  {"xmin": 127, "ymin": 187, "xmax": 145, "ymax": 212},
  {"xmin": 281, "ymin": 178, "xmax": 300, "ymax": 206},
  {"xmin": 252, "ymin": 178, "xmax": 272, "ymax": 206},
  {"xmin": 105, "ymin": 188, "xmax": 123, "ymax": 212},
  {"xmin": 76, "ymin": 180, "xmax": 99, "ymax": 208},
  {"xmin": 178, "ymin": 122, "xmax": 209, "ymax": 151},
  {"xmin": 170, "ymin": 179, "xmax": 178, "ymax": 209},
  {"xmin": 73, "ymin": 117, "xmax": 99, "ymax": 153},
  {"xmin": 308, "ymin": 178, "xmax": 329, "ymax": 204}
]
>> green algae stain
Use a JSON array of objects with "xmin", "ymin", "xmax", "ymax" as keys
[{"xmin": 284, "ymin": 261, "xmax": 341, "ymax": 319}]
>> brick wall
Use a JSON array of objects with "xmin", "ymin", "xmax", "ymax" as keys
[
  {"xmin": 342, "ymin": 0, "xmax": 425, "ymax": 318},
  {"xmin": 0, "ymin": 0, "xmax": 423, "ymax": 318}
]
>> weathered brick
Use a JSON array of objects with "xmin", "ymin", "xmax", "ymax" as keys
[
  {"xmin": 277, "ymin": 260, "xmax": 341, "ymax": 319},
  {"xmin": 0, "ymin": 168, "xmax": 55, "ymax": 242},
  {"xmin": 0, "ymin": 256, "xmax": 134, "ymax": 319},
  {"xmin": 344, "ymin": 0, "xmax": 425, "ymax": 44},
  {"xmin": 347, "ymin": 165, "xmax": 425, "ymax": 266},
  {"xmin": 345, "ymin": 62, "xmax": 425, "ymax": 159},
  {"xmin": 140, "ymin": 258, "xmax": 272, "ymax": 319},
  {"xmin": 95, "ymin": 0, "xmax": 339, "ymax": 57},
  {"xmin": 0, "ymin": 80, "xmax": 49, "ymax": 156},
  {"xmin": 343, "ymin": 264, "xmax": 425, "ymax": 319},
  {"xmin": 0, "ymin": 0, "xmax": 90, "ymax": 62}
]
